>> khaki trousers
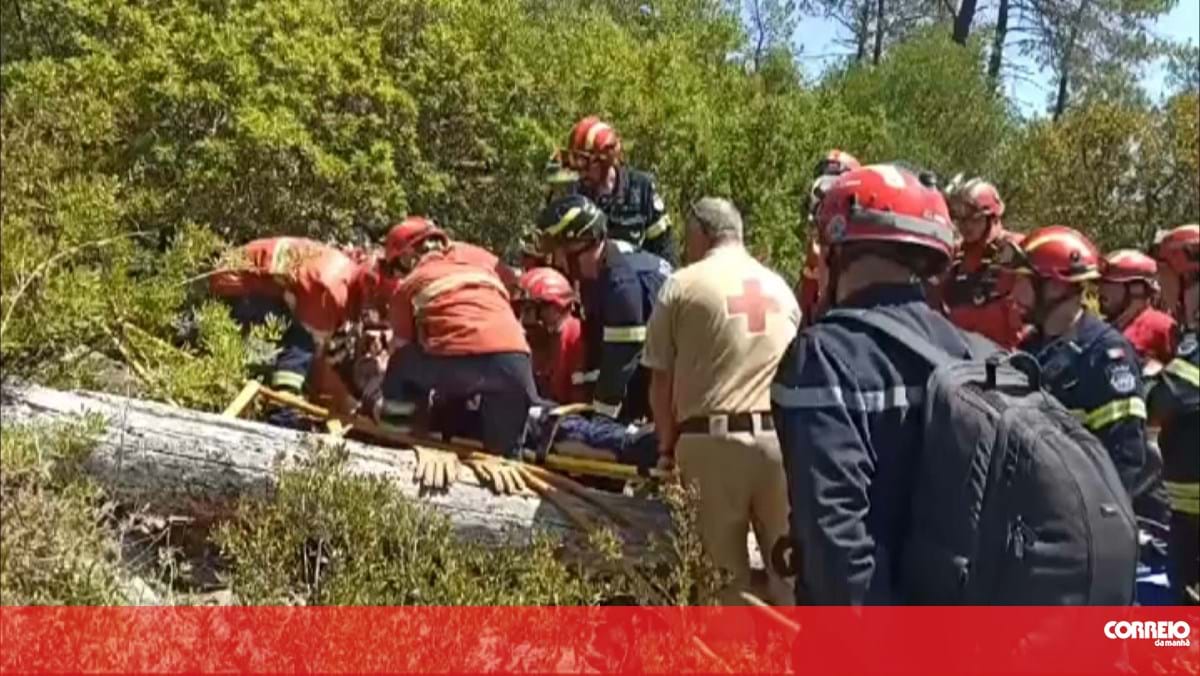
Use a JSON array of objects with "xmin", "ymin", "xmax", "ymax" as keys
[{"xmin": 676, "ymin": 428, "xmax": 792, "ymax": 606}]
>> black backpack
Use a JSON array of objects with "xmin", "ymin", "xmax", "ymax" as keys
[{"xmin": 828, "ymin": 309, "xmax": 1138, "ymax": 605}]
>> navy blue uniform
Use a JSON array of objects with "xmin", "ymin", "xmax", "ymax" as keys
[
  {"xmin": 770, "ymin": 284, "xmax": 975, "ymax": 604},
  {"xmin": 1148, "ymin": 330, "xmax": 1200, "ymax": 602},
  {"xmin": 1023, "ymin": 314, "xmax": 1168, "ymax": 523},
  {"xmin": 380, "ymin": 344, "xmax": 539, "ymax": 459},
  {"xmin": 228, "ymin": 295, "xmax": 314, "ymax": 429},
  {"xmin": 579, "ymin": 240, "xmax": 671, "ymax": 422},
  {"xmin": 587, "ymin": 168, "xmax": 677, "ymax": 267}
]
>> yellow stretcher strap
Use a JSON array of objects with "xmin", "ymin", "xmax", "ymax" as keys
[{"xmin": 253, "ymin": 385, "xmax": 666, "ymax": 482}]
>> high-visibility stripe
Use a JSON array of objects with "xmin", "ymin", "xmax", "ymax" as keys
[
  {"xmin": 645, "ymin": 215, "xmax": 671, "ymax": 239},
  {"xmin": 545, "ymin": 206, "xmax": 582, "ymax": 236},
  {"xmin": 571, "ymin": 370, "xmax": 600, "ymax": 385},
  {"xmin": 1166, "ymin": 481, "xmax": 1200, "ymax": 515},
  {"xmin": 584, "ymin": 122, "xmax": 611, "ymax": 151},
  {"xmin": 771, "ymin": 383, "xmax": 923, "ymax": 412},
  {"xmin": 1165, "ymin": 358, "xmax": 1200, "ymax": 388},
  {"xmin": 592, "ymin": 400, "xmax": 621, "ymax": 418},
  {"xmin": 603, "ymin": 326, "xmax": 647, "ymax": 343},
  {"xmin": 269, "ymin": 238, "xmax": 295, "ymax": 275},
  {"xmin": 411, "ymin": 271, "xmax": 506, "ymax": 313},
  {"xmin": 378, "ymin": 420, "xmax": 415, "ymax": 436},
  {"xmin": 321, "ymin": 253, "xmax": 354, "ymax": 287},
  {"xmin": 1080, "ymin": 397, "xmax": 1147, "ymax": 430},
  {"xmin": 381, "ymin": 400, "xmax": 418, "ymax": 417},
  {"xmin": 271, "ymin": 370, "xmax": 306, "ymax": 392}
]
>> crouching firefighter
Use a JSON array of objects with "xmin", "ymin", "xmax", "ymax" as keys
[
  {"xmin": 374, "ymin": 217, "xmax": 539, "ymax": 491},
  {"xmin": 1148, "ymin": 224, "xmax": 1200, "ymax": 604},
  {"xmin": 209, "ymin": 236, "xmax": 375, "ymax": 427},
  {"xmin": 514, "ymin": 246, "xmax": 659, "ymax": 473}
]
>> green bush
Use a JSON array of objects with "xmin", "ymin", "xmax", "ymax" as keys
[
  {"xmin": 4, "ymin": 0, "xmax": 1195, "ymax": 402},
  {"xmin": 0, "ymin": 420, "xmax": 126, "ymax": 605},
  {"xmin": 213, "ymin": 444, "xmax": 726, "ymax": 606}
]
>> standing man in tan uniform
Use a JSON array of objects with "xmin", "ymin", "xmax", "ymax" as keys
[{"xmin": 642, "ymin": 197, "xmax": 801, "ymax": 605}]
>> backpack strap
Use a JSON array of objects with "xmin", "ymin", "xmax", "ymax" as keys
[
  {"xmin": 825, "ymin": 308, "xmax": 956, "ymax": 368},
  {"xmin": 826, "ymin": 308, "xmax": 1024, "ymax": 390}
]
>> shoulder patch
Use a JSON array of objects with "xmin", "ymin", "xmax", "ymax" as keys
[
  {"xmin": 1179, "ymin": 333, "xmax": 1198, "ymax": 357},
  {"xmin": 652, "ymin": 194, "xmax": 665, "ymax": 212},
  {"xmin": 1106, "ymin": 363, "xmax": 1137, "ymax": 394}
]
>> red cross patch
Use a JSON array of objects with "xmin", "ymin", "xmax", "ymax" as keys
[{"xmin": 727, "ymin": 278, "xmax": 780, "ymax": 334}]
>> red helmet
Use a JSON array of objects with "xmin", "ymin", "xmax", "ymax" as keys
[
  {"xmin": 814, "ymin": 149, "xmax": 861, "ymax": 177},
  {"xmin": 1152, "ymin": 224, "xmax": 1200, "ymax": 276},
  {"xmin": 945, "ymin": 176, "xmax": 1005, "ymax": 220},
  {"xmin": 1008, "ymin": 225, "xmax": 1101, "ymax": 283},
  {"xmin": 1101, "ymin": 249, "xmax": 1158, "ymax": 284},
  {"xmin": 517, "ymin": 267, "xmax": 575, "ymax": 309},
  {"xmin": 384, "ymin": 216, "xmax": 445, "ymax": 262},
  {"xmin": 815, "ymin": 164, "xmax": 957, "ymax": 271},
  {"xmin": 566, "ymin": 116, "xmax": 622, "ymax": 170}
]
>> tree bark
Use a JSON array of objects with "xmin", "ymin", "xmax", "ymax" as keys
[
  {"xmin": 1053, "ymin": 0, "xmax": 1091, "ymax": 120},
  {"xmin": 1053, "ymin": 51, "xmax": 1072, "ymax": 120},
  {"xmin": 0, "ymin": 384, "xmax": 671, "ymax": 557},
  {"xmin": 872, "ymin": 0, "xmax": 885, "ymax": 65},
  {"xmin": 855, "ymin": 1, "xmax": 870, "ymax": 62},
  {"xmin": 952, "ymin": 0, "xmax": 977, "ymax": 45},
  {"xmin": 987, "ymin": 0, "xmax": 1009, "ymax": 82}
]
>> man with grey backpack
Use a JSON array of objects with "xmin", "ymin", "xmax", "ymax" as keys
[{"xmin": 771, "ymin": 163, "xmax": 1138, "ymax": 605}]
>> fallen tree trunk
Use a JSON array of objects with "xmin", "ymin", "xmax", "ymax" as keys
[{"xmin": 0, "ymin": 384, "xmax": 670, "ymax": 556}]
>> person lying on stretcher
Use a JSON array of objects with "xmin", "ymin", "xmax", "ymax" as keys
[{"xmin": 424, "ymin": 397, "xmax": 659, "ymax": 473}]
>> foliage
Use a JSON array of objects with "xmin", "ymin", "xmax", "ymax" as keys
[
  {"xmin": 822, "ymin": 30, "xmax": 1014, "ymax": 178},
  {"xmin": 3, "ymin": 2, "xmax": 1197, "ymax": 395},
  {"xmin": 998, "ymin": 93, "xmax": 1200, "ymax": 248},
  {"xmin": 0, "ymin": 420, "xmax": 126, "ymax": 605},
  {"xmin": 213, "ymin": 443, "xmax": 727, "ymax": 606}
]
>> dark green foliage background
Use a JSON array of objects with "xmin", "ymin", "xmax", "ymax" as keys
[{"xmin": 2, "ymin": 0, "xmax": 1198, "ymax": 395}]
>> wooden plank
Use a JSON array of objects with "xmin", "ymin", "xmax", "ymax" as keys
[{"xmin": 221, "ymin": 380, "xmax": 262, "ymax": 419}]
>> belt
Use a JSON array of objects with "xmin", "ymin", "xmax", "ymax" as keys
[{"xmin": 679, "ymin": 412, "xmax": 774, "ymax": 435}]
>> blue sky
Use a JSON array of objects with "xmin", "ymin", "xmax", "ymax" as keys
[{"xmin": 792, "ymin": 1, "xmax": 1200, "ymax": 115}]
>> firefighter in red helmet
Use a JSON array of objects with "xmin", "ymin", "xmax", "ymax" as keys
[
  {"xmin": 796, "ymin": 149, "xmax": 861, "ymax": 327},
  {"xmin": 940, "ymin": 175, "xmax": 1027, "ymax": 349},
  {"xmin": 513, "ymin": 266, "xmax": 589, "ymax": 404},
  {"xmin": 1099, "ymin": 249, "xmax": 1177, "ymax": 371},
  {"xmin": 1005, "ymin": 226, "xmax": 1168, "ymax": 529},
  {"xmin": 374, "ymin": 216, "xmax": 537, "ymax": 493},
  {"xmin": 562, "ymin": 116, "xmax": 677, "ymax": 266},
  {"xmin": 1147, "ymin": 224, "xmax": 1200, "ymax": 603}
]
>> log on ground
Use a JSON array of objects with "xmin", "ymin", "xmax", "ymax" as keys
[{"xmin": 0, "ymin": 384, "xmax": 671, "ymax": 555}]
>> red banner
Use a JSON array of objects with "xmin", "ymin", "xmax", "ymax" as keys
[{"xmin": 2, "ymin": 606, "xmax": 1197, "ymax": 673}]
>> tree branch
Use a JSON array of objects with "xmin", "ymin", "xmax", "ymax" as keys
[{"xmin": 1, "ymin": 232, "xmax": 146, "ymax": 343}]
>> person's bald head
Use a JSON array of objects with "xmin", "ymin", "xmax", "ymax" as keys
[{"xmin": 685, "ymin": 197, "xmax": 743, "ymax": 263}]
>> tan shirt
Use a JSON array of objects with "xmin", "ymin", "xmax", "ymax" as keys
[{"xmin": 642, "ymin": 245, "xmax": 800, "ymax": 422}]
